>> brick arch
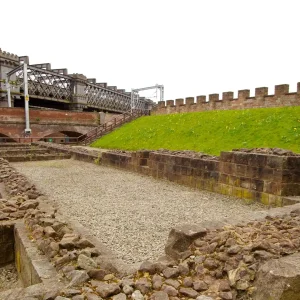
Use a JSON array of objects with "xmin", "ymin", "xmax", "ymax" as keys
[
  {"xmin": 38, "ymin": 130, "xmax": 85, "ymax": 143},
  {"xmin": 0, "ymin": 124, "xmax": 97, "ymax": 141},
  {"xmin": 59, "ymin": 131, "xmax": 83, "ymax": 137},
  {"xmin": 0, "ymin": 133, "xmax": 17, "ymax": 142}
]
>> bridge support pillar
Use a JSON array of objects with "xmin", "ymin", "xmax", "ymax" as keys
[
  {"xmin": 0, "ymin": 49, "xmax": 19, "ymax": 107},
  {"xmin": 99, "ymin": 112, "xmax": 106, "ymax": 124},
  {"xmin": 70, "ymin": 74, "xmax": 88, "ymax": 111}
]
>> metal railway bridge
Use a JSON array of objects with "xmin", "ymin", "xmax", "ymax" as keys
[{"xmin": 0, "ymin": 49, "xmax": 155, "ymax": 114}]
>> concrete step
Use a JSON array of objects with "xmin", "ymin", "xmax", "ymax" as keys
[
  {"xmin": 0, "ymin": 143, "xmax": 31, "ymax": 148},
  {"xmin": 4, "ymin": 153, "xmax": 71, "ymax": 162},
  {"xmin": 0, "ymin": 146, "xmax": 32, "ymax": 151},
  {"xmin": 0, "ymin": 149, "xmax": 50, "ymax": 156}
]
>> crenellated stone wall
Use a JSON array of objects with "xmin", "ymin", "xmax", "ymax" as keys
[{"xmin": 153, "ymin": 83, "xmax": 300, "ymax": 115}]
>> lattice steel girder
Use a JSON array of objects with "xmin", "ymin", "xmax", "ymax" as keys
[
  {"xmin": 15, "ymin": 65, "xmax": 72, "ymax": 100},
  {"xmin": 84, "ymin": 82, "xmax": 144, "ymax": 112},
  {"xmin": 6, "ymin": 64, "xmax": 152, "ymax": 113}
]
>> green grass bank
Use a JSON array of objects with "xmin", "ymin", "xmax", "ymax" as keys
[{"xmin": 91, "ymin": 106, "xmax": 300, "ymax": 155}]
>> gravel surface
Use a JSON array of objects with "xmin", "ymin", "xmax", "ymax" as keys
[
  {"xmin": 0, "ymin": 263, "xmax": 21, "ymax": 292},
  {"xmin": 13, "ymin": 159, "xmax": 266, "ymax": 265}
]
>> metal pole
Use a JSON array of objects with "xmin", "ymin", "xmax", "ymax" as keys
[
  {"xmin": 159, "ymin": 85, "xmax": 162, "ymax": 102},
  {"xmin": 23, "ymin": 63, "xmax": 31, "ymax": 134},
  {"xmin": 161, "ymin": 85, "xmax": 164, "ymax": 102},
  {"xmin": 135, "ymin": 91, "xmax": 139, "ymax": 113},
  {"xmin": 131, "ymin": 89, "xmax": 134, "ymax": 113},
  {"xmin": 134, "ymin": 92, "xmax": 136, "ymax": 112},
  {"xmin": 6, "ymin": 75, "xmax": 11, "ymax": 107}
]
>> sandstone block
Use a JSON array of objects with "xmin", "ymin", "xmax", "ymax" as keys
[
  {"xmin": 67, "ymin": 270, "xmax": 89, "ymax": 287},
  {"xmin": 19, "ymin": 200, "xmax": 39, "ymax": 210},
  {"xmin": 135, "ymin": 277, "xmax": 152, "ymax": 294},
  {"xmin": 165, "ymin": 225, "xmax": 207, "ymax": 259},
  {"xmin": 96, "ymin": 282, "xmax": 121, "ymax": 298},
  {"xmin": 77, "ymin": 254, "xmax": 97, "ymax": 271},
  {"xmin": 253, "ymin": 252, "xmax": 300, "ymax": 300},
  {"xmin": 179, "ymin": 287, "xmax": 198, "ymax": 298},
  {"xmin": 150, "ymin": 291, "xmax": 169, "ymax": 300},
  {"xmin": 59, "ymin": 234, "xmax": 80, "ymax": 250}
]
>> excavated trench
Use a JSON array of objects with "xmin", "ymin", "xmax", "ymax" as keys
[
  {"xmin": 0, "ymin": 184, "xmax": 20, "ymax": 292},
  {"xmin": 0, "ymin": 160, "xmax": 62, "ymax": 295},
  {"xmin": 0, "ymin": 224, "xmax": 21, "ymax": 292}
]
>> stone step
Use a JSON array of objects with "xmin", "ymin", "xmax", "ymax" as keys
[
  {"xmin": 0, "ymin": 149, "xmax": 50, "ymax": 156},
  {"xmin": 4, "ymin": 153, "xmax": 71, "ymax": 162},
  {"xmin": 0, "ymin": 147, "xmax": 32, "ymax": 151},
  {"xmin": 0, "ymin": 143, "xmax": 31, "ymax": 148},
  {"xmin": 282, "ymin": 196, "xmax": 300, "ymax": 206}
]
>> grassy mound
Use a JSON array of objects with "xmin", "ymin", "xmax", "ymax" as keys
[{"xmin": 91, "ymin": 106, "xmax": 300, "ymax": 155}]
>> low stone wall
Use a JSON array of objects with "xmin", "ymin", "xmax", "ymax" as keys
[
  {"xmin": 36, "ymin": 143, "xmax": 300, "ymax": 207},
  {"xmin": 101, "ymin": 150, "xmax": 300, "ymax": 207},
  {"xmin": 219, "ymin": 151, "xmax": 300, "ymax": 205}
]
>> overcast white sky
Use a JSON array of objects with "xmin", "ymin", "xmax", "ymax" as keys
[{"xmin": 2, "ymin": 0, "xmax": 300, "ymax": 101}]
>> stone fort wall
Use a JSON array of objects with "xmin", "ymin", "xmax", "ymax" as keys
[{"xmin": 152, "ymin": 82, "xmax": 300, "ymax": 115}]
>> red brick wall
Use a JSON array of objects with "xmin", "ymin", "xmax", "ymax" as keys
[
  {"xmin": 0, "ymin": 108, "xmax": 99, "ymax": 125},
  {"xmin": 0, "ymin": 123, "xmax": 97, "ymax": 141},
  {"xmin": 153, "ymin": 83, "xmax": 300, "ymax": 115}
]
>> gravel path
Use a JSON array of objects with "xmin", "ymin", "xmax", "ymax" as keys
[{"xmin": 13, "ymin": 159, "xmax": 266, "ymax": 265}]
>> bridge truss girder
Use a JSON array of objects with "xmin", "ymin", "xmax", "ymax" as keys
[
  {"xmin": 6, "ymin": 64, "xmax": 153, "ymax": 113},
  {"xmin": 13, "ymin": 65, "xmax": 72, "ymax": 101},
  {"xmin": 85, "ymin": 82, "xmax": 151, "ymax": 112}
]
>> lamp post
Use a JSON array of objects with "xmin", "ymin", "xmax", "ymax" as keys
[{"xmin": 23, "ymin": 63, "xmax": 31, "ymax": 135}]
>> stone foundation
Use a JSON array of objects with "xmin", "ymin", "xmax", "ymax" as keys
[
  {"xmin": 2, "ymin": 144, "xmax": 300, "ymax": 299},
  {"xmin": 35, "ymin": 143, "xmax": 300, "ymax": 207},
  {"xmin": 101, "ymin": 150, "xmax": 300, "ymax": 207}
]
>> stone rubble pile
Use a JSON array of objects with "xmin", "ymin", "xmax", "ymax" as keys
[
  {"xmin": 152, "ymin": 150, "xmax": 219, "ymax": 161},
  {"xmin": 1, "ymin": 156, "xmax": 300, "ymax": 299},
  {"xmin": 0, "ymin": 158, "xmax": 42, "ymax": 221},
  {"xmin": 37, "ymin": 142, "xmax": 219, "ymax": 161},
  {"xmin": 108, "ymin": 149, "xmax": 132, "ymax": 156}
]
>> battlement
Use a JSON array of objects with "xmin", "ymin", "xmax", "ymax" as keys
[
  {"xmin": 154, "ymin": 82, "xmax": 300, "ymax": 115},
  {"xmin": 0, "ymin": 49, "xmax": 19, "ymax": 61}
]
